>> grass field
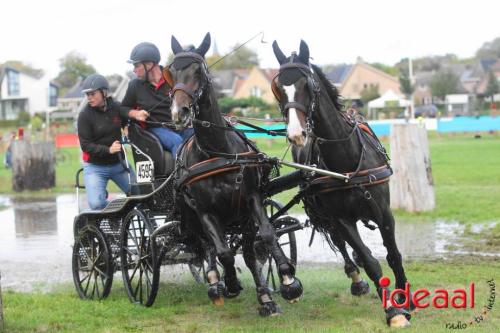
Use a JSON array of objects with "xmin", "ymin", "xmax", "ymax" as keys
[{"xmin": 2, "ymin": 257, "xmax": 498, "ymax": 332}]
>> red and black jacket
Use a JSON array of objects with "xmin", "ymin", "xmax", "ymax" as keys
[
  {"xmin": 119, "ymin": 76, "xmax": 171, "ymax": 125},
  {"xmin": 77, "ymin": 98, "xmax": 127, "ymax": 165}
]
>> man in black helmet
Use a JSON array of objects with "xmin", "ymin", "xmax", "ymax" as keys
[
  {"xmin": 121, "ymin": 42, "xmax": 193, "ymax": 155},
  {"xmin": 77, "ymin": 74, "xmax": 133, "ymax": 210}
]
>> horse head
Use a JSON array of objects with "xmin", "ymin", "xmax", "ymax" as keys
[
  {"xmin": 167, "ymin": 32, "xmax": 211, "ymax": 130},
  {"xmin": 272, "ymin": 40, "xmax": 318, "ymax": 147}
]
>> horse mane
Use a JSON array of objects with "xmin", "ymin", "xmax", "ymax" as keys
[{"xmin": 311, "ymin": 64, "xmax": 344, "ymax": 111}]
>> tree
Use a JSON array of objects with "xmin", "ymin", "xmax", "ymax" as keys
[
  {"xmin": 54, "ymin": 51, "xmax": 96, "ymax": 92},
  {"xmin": 0, "ymin": 60, "xmax": 44, "ymax": 78},
  {"xmin": 430, "ymin": 69, "xmax": 459, "ymax": 100},
  {"xmin": 399, "ymin": 74, "xmax": 414, "ymax": 97},
  {"xmin": 485, "ymin": 70, "xmax": 499, "ymax": 102},
  {"xmin": 218, "ymin": 96, "xmax": 268, "ymax": 114},
  {"xmin": 360, "ymin": 84, "xmax": 380, "ymax": 104},
  {"xmin": 371, "ymin": 62, "xmax": 399, "ymax": 76},
  {"xmin": 475, "ymin": 37, "xmax": 500, "ymax": 60},
  {"xmin": 206, "ymin": 44, "xmax": 259, "ymax": 70}
]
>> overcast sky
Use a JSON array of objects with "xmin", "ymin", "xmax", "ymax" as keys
[{"xmin": 1, "ymin": 0, "xmax": 499, "ymax": 78}]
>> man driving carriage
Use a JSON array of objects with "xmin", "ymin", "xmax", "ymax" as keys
[
  {"xmin": 121, "ymin": 42, "xmax": 193, "ymax": 155},
  {"xmin": 77, "ymin": 74, "xmax": 135, "ymax": 210}
]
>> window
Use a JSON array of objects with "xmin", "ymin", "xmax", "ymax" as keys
[
  {"xmin": 251, "ymin": 86, "xmax": 261, "ymax": 98},
  {"xmin": 49, "ymin": 84, "xmax": 58, "ymax": 107},
  {"xmin": 7, "ymin": 70, "xmax": 20, "ymax": 96}
]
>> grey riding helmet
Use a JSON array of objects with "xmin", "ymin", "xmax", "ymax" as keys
[
  {"xmin": 127, "ymin": 42, "xmax": 161, "ymax": 64},
  {"xmin": 81, "ymin": 74, "xmax": 109, "ymax": 93}
]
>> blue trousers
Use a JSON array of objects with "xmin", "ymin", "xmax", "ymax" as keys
[
  {"xmin": 83, "ymin": 162, "xmax": 135, "ymax": 210},
  {"xmin": 148, "ymin": 127, "xmax": 194, "ymax": 155}
]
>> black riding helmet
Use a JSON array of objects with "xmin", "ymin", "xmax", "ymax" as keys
[
  {"xmin": 127, "ymin": 42, "xmax": 161, "ymax": 64},
  {"xmin": 128, "ymin": 42, "xmax": 161, "ymax": 82},
  {"xmin": 81, "ymin": 74, "xmax": 109, "ymax": 93}
]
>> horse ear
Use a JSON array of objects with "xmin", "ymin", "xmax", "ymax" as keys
[
  {"xmin": 171, "ymin": 35, "xmax": 183, "ymax": 55},
  {"xmin": 272, "ymin": 40, "xmax": 286, "ymax": 65},
  {"xmin": 196, "ymin": 32, "xmax": 211, "ymax": 57},
  {"xmin": 299, "ymin": 40, "xmax": 310, "ymax": 64}
]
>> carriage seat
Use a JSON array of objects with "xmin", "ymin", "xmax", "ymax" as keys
[{"xmin": 128, "ymin": 123, "xmax": 175, "ymax": 177}]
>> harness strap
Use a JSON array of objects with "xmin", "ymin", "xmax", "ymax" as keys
[
  {"xmin": 172, "ymin": 82, "xmax": 196, "ymax": 100},
  {"xmin": 231, "ymin": 164, "xmax": 245, "ymax": 217},
  {"xmin": 177, "ymin": 157, "xmax": 261, "ymax": 188},
  {"xmin": 306, "ymin": 164, "xmax": 393, "ymax": 194}
]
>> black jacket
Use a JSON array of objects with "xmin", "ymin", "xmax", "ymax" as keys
[
  {"xmin": 120, "ymin": 77, "xmax": 172, "ymax": 124},
  {"xmin": 77, "ymin": 98, "xmax": 126, "ymax": 165}
]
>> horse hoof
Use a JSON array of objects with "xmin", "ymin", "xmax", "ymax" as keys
[
  {"xmin": 208, "ymin": 281, "xmax": 226, "ymax": 304},
  {"xmin": 212, "ymin": 297, "xmax": 224, "ymax": 306},
  {"xmin": 224, "ymin": 277, "xmax": 243, "ymax": 299},
  {"xmin": 386, "ymin": 306, "xmax": 411, "ymax": 327},
  {"xmin": 351, "ymin": 279, "xmax": 370, "ymax": 296},
  {"xmin": 258, "ymin": 301, "xmax": 282, "ymax": 317},
  {"xmin": 389, "ymin": 314, "xmax": 411, "ymax": 328},
  {"xmin": 280, "ymin": 277, "xmax": 303, "ymax": 301}
]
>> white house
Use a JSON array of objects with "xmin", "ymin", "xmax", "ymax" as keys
[
  {"xmin": 445, "ymin": 94, "xmax": 469, "ymax": 115},
  {"xmin": 0, "ymin": 66, "xmax": 58, "ymax": 120}
]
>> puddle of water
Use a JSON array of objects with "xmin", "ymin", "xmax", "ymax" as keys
[{"xmin": 0, "ymin": 196, "xmax": 497, "ymax": 292}]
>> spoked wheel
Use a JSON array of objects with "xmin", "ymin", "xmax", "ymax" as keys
[
  {"xmin": 260, "ymin": 199, "xmax": 298, "ymax": 292},
  {"xmin": 72, "ymin": 225, "xmax": 113, "ymax": 300},
  {"xmin": 120, "ymin": 209, "xmax": 158, "ymax": 306}
]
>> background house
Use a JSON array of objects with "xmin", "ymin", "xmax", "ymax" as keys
[
  {"xmin": 325, "ymin": 59, "xmax": 402, "ymax": 102},
  {"xmin": 210, "ymin": 69, "xmax": 249, "ymax": 97},
  {"xmin": 57, "ymin": 72, "xmax": 134, "ymax": 117},
  {"xmin": 232, "ymin": 67, "xmax": 278, "ymax": 104},
  {"xmin": 445, "ymin": 94, "xmax": 470, "ymax": 115},
  {"xmin": 0, "ymin": 66, "xmax": 58, "ymax": 120}
]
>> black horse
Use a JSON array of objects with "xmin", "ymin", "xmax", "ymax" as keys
[
  {"xmin": 167, "ymin": 33, "xmax": 303, "ymax": 316},
  {"xmin": 271, "ymin": 40, "xmax": 413, "ymax": 327}
]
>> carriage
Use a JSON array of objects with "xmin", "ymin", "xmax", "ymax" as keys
[{"xmin": 71, "ymin": 121, "xmax": 302, "ymax": 306}]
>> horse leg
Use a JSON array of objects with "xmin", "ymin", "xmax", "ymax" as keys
[
  {"xmin": 199, "ymin": 213, "xmax": 235, "ymax": 305},
  {"xmin": 251, "ymin": 195, "xmax": 303, "ymax": 303},
  {"xmin": 378, "ymin": 207, "xmax": 414, "ymax": 311},
  {"xmin": 335, "ymin": 218, "xmax": 410, "ymax": 328},
  {"xmin": 329, "ymin": 229, "xmax": 369, "ymax": 296},
  {"xmin": 241, "ymin": 231, "xmax": 282, "ymax": 317}
]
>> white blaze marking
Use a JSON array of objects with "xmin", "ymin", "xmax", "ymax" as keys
[
  {"xmin": 284, "ymin": 85, "xmax": 305, "ymax": 146},
  {"xmin": 171, "ymin": 98, "xmax": 180, "ymax": 122}
]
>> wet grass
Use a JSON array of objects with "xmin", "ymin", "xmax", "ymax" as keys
[
  {"xmin": 449, "ymin": 222, "xmax": 500, "ymax": 253},
  {"xmin": 3, "ymin": 257, "xmax": 499, "ymax": 332}
]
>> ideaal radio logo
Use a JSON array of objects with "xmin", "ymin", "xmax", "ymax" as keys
[{"xmin": 378, "ymin": 277, "xmax": 495, "ymax": 329}]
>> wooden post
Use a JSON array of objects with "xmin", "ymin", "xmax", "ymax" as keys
[
  {"xmin": 389, "ymin": 124, "xmax": 435, "ymax": 212},
  {"xmin": 11, "ymin": 141, "xmax": 55, "ymax": 192},
  {"xmin": 0, "ymin": 272, "xmax": 4, "ymax": 331}
]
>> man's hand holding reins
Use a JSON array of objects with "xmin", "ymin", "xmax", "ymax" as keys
[{"xmin": 129, "ymin": 109, "xmax": 150, "ymax": 122}]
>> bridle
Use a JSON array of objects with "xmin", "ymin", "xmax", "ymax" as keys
[
  {"xmin": 272, "ymin": 61, "xmax": 320, "ymax": 136},
  {"xmin": 164, "ymin": 51, "xmax": 211, "ymax": 128}
]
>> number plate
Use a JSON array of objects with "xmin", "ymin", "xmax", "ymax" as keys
[{"xmin": 136, "ymin": 161, "xmax": 154, "ymax": 183}]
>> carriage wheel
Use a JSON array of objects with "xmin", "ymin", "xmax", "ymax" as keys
[
  {"xmin": 261, "ymin": 198, "xmax": 298, "ymax": 292},
  {"xmin": 72, "ymin": 225, "xmax": 113, "ymax": 300},
  {"xmin": 120, "ymin": 209, "xmax": 158, "ymax": 306}
]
